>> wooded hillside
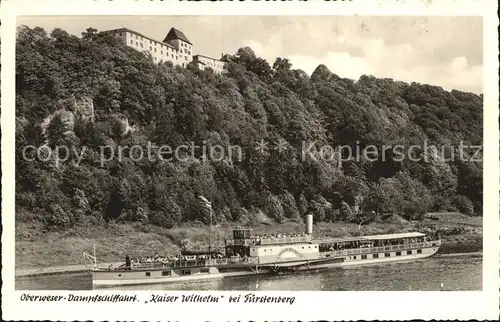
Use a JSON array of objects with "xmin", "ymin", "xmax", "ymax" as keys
[{"xmin": 15, "ymin": 26, "xmax": 483, "ymax": 232}]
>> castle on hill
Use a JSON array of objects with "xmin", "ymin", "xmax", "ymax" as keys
[{"xmin": 105, "ymin": 27, "xmax": 231, "ymax": 73}]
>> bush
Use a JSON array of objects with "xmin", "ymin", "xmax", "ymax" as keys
[
  {"xmin": 149, "ymin": 211, "xmax": 177, "ymax": 229},
  {"xmin": 453, "ymin": 195, "xmax": 474, "ymax": 216},
  {"xmin": 45, "ymin": 204, "xmax": 72, "ymax": 230},
  {"xmin": 340, "ymin": 201, "xmax": 353, "ymax": 222}
]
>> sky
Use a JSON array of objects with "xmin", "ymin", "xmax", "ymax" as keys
[{"xmin": 17, "ymin": 16, "xmax": 483, "ymax": 93}]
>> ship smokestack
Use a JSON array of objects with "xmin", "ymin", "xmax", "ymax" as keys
[{"xmin": 305, "ymin": 214, "xmax": 313, "ymax": 235}]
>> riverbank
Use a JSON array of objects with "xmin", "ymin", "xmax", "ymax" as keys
[{"xmin": 15, "ymin": 212, "xmax": 482, "ymax": 274}]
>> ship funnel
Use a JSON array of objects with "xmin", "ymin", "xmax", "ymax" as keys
[{"xmin": 305, "ymin": 214, "xmax": 313, "ymax": 235}]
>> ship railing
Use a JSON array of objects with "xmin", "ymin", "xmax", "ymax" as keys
[
  {"xmin": 318, "ymin": 240, "xmax": 441, "ymax": 258},
  {"xmin": 225, "ymin": 236, "xmax": 312, "ymax": 246},
  {"xmin": 207, "ymin": 257, "xmax": 259, "ymax": 265},
  {"xmin": 259, "ymin": 236, "xmax": 311, "ymax": 245},
  {"xmin": 146, "ymin": 256, "xmax": 259, "ymax": 268}
]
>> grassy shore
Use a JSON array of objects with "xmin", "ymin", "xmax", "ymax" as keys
[{"xmin": 15, "ymin": 212, "xmax": 482, "ymax": 270}]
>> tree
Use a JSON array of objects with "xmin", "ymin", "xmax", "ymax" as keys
[
  {"xmin": 298, "ymin": 194, "xmax": 309, "ymax": 216},
  {"xmin": 311, "ymin": 64, "xmax": 335, "ymax": 82},
  {"xmin": 236, "ymin": 46, "xmax": 256, "ymax": 64},
  {"xmin": 339, "ymin": 201, "xmax": 353, "ymax": 222},
  {"xmin": 81, "ymin": 28, "xmax": 99, "ymax": 41},
  {"xmin": 261, "ymin": 195, "xmax": 285, "ymax": 223},
  {"xmin": 46, "ymin": 114, "xmax": 70, "ymax": 148},
  {"xmin": 280, "ymin": 192, "xmax": 300, "ymax": 219},
  {"xmin": 363, "ymin": 172, "xmax": 432, "ymax": 220},
  {"xmin": 273, "ymin": 57, "xmax": 292, "ymax": 71},
  {"xmin": 149, "ymin": 198, "xmax": 182, "ymax": 228},
  {"xmin": 452, "ymin": 195, "xmax": 474, "ymax": 216}
]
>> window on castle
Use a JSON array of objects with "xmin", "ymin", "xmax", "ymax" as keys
[{"xmin": 130, "ymin": 40, "xmax": 133, "ymax": 45}]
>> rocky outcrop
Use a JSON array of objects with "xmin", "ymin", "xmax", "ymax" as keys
[
  {"xmin": 40, "ymin": 110, "xmax": 75, "ymax": 139},
  {"xmin": 110, "ymin": 113, "xmax": 136, "ymax": 137},
  {"xmin": 71, "ymin": 96, "xmax": 95, "ymax": 122},
  {"xmin": 40, "ymin": 96, "xmax": 95, "ymax": 143}
]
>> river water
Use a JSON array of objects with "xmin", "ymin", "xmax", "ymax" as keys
[{"xmin": 16, "ymin": 252, "xmax": 482, "ymax": 291}]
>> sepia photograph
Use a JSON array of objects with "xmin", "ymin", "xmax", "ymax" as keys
[{"xmin": 12, "ymin": 15, "xmax": 486, "ymax": 293}]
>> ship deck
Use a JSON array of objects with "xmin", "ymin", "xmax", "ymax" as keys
[{"xmin": 94, "ymin": 256, "xmax": 344, "ymax": 273}]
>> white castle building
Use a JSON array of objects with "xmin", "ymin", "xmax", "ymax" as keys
[{"xmin": 105, "ymin": 27, "xmax": 227, "ymax": 73}]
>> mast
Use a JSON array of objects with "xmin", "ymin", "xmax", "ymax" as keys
[
  {"xmin": 209, "ymin": 205, "xmax": 212, "ymax": 254},
  {"xmin": 198, "ymin": 195, "xmax": 213, "ymax": 258}
]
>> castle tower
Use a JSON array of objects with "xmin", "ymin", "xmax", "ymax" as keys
[{"xmin": 163, "ymin": 27, "xmax": 193, "ymax": 67}]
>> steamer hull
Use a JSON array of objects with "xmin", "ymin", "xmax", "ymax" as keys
[
  {"xmin": 298, "ymin": 245, "xmax": 439, "ymax": 270},
  {"xmin": 91, "ymin": 244, "xmax": 440, "ymax": 288},
  {"xmin": 92, "ymin": 267, "xmax": 268, "ymax": 287}
]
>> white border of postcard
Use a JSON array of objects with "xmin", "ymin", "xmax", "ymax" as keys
[{"xmin": 2, "ymin": 0, "xmax": 499, "ymax": 321}]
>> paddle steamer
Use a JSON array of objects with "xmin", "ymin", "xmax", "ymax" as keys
[{"xmin": 87, "ymin": 214, "xmax": 441, "ymax": 288}]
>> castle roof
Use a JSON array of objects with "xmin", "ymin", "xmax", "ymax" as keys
[
  {"xmin": 193, "ymin": 54, "xmax": 223, "ymax": 62},
  {"xmin": 104, "ymin": 28, "xmax": 175, "ymax": 50},
  {"xmin": 163, "ymin": 27, "xmax": 192, "ymax": 45}
]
